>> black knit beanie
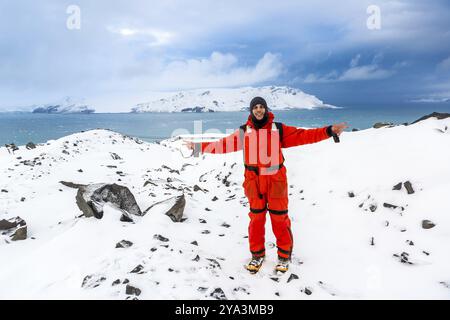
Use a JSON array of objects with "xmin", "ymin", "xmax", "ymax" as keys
[
  {"xmin": 249, "ymin": 96, "xmax": 269, "ymax": 129},
  {"xmin": 249, "ymin": 96, "xmax": 268, "ymax": 112}
]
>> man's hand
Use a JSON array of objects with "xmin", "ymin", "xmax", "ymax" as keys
[
  {"xmin": 331, "ymin": 122, "xmax": 348, "ymax": 136},
  {"xmin": 183, "ymin": 140, "xmax": 195, "ymax": 150}
]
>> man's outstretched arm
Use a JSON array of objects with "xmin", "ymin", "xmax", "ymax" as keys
[
  {"xmin": 184, "ymin": 129, "xmax": 242, "ymax": 154},
  {"xmin": 281, "ymin": 122, "xmax": 348, "ymax": 148}
]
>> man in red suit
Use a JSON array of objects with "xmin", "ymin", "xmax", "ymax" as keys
[{"xmin": 185, "ymin": 97, "xmax": 347, "ymax": 273}]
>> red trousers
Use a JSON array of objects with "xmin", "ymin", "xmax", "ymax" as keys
[{"xmin": 243, "ymin": 166, "xmax": 293, "ymax": 259}]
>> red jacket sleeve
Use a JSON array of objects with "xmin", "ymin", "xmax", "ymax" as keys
[
  {"xmin": 281, "ymin": 124, "xmax": 331, "ymax": 148},
  {"xmin": 199, "ymin": 129, "xmax": 242, "ymax": 154}
]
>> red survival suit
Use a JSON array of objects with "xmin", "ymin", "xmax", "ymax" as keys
[{"xmin": 199, "ymin": 112, "xmax": 332, "ymax": 259}]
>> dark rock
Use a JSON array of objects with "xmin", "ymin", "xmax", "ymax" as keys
[
  {"xmin": 348, "ymin": 192, "xmax": 355, "ymax": 198},
  {"xmin": 82, "ymin": 275, "xmax": 107, "ymax": 288},
  {"xmin": 130, "ymin": 264, "xmax": 144, "ymax": 273},
  {"xmin": 1, "ymin": 189, "xmax": 8, "ymax": 193},
  {"xmin": 393, "ymin": 252, "xmax": 412, "ymax": 264},
  {"xmin": 287, "ymin": 273, "xmax": 299, "ymax": 283},
  {"xmin": 373, "ymin": 122, "xmax": 393, "ymax": 129},
  {"xmin": 197, "ymin": 287, "xmax": 208, "ymax": 293},
  {"xmin": 270, "ymin": 277, "xmax": 280, "ymax": 282},
  {"xmin": 78, "ymin": 169, "xmax": 83, "ymax": 172},
  {"xmin": 192, "ymin": 255, "xmax": 200, "ymax": 262},
  {"xmin": 112, "ymin": 279, "xmax": 121, "ymax": 286},
  {"xmin": 212, "ymin": 196, "xmax": 218, "ymax": 201},
  {"xmin": 71, "ymin": 183, "xmax": 142, "ymax": 220},
  {"xmin": 206, "ymin": 258, "xmax": 221, "ymax": 269},
  {"xmin": 422, "ymin": 220, "xmax": 435, "ymax": 229},
  {"xmin": 351, "ymin": 128, "xmax": 359, "ymax": 132},
  {"xmin": 26, "ymin": 142, "xmax": 36, "ymax": 150},
  {"xmin": 115, "ymin": 240, "xmax": 133, "ymax": 248},
  {"xmin": 0, "ymin": 217, "xmax": 27, "ymax": 241},
  {"xmin": 392, "ymin": 182, "xmax": 402, "ymax": 190},
  {"xmin": 110, "ymin": 152, "xmax": 122, "ymax": 160},
  {"xmin": 154, "ymin": 234, "xmax": 169, "ymax": 242},
  {"xmin": 193, "ymin": 185, "xmax": 204, "ymax": 192},
  {"xmin": 304, "ymin": 287, "xmax": 313, "ymax": 295},
  {"xmin": 411, "ymin": 112, "xmax": 450, "ymax": 124},
  {"xmin": 404, "ymin": 181, "xmax": 415, "ymax": 194},
  {"xmin": 369, "ymin": 204, "xmax": 377, "ymax": 212},
  {"xmin": 164, "ymin": 194, "xmax": 186, "ymax": 222},
  {"xmin": 221, "ymin": 222, "xmax": 231, "ymax": 228},
  {"xmin": 199, "ymin": 219, "xmax": 207, "ymax": 224},
  {"xmin": 201, "ymin": 230, "xmax": 210, "ymax": 234},
  {"xmin": 125, "ymin": 285, "xmax": 141, "ymax": 296},
  {"xmin": 20, "ymin": 197, "xmax": 26, "ymax": 202},
  {"xmin": 190, "ymin": 241, "xmax": 198, "ymax": 246},
  {"xmin": 205, "ymin": 208, "xmax": 211, "ymax": 211},
  {"xmin": 210, "ymin": 288, "xmax": 227, "ymax": 300},
  {"xmin": 383, "ymin": 202, "xmax": 404, "ymax": 211}
]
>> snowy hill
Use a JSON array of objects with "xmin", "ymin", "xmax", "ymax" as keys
[
  {"xmin": 32, "ymin": 97, "xmax": 95, "ymax": 114},
  {"xmin": 131, "ymin": 86, "xmax": 336, "ymax": 113},
  {"xmin": 0, "ymin": 116, "xmax": 449, "ymax": 299}
]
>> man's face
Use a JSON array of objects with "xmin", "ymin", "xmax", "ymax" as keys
[{"xmin": 252, "ymin": 104, "xmax": 266, "ymax": 120}]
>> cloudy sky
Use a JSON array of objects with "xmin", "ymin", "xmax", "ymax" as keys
[{"xmin": 0, "ymin": 0, "xmax": 449, "ymax": 111}]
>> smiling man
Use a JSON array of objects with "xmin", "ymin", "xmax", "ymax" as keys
[{"xmin": 186, "ymin": 97, "xmax": 347, "ymax": 274}]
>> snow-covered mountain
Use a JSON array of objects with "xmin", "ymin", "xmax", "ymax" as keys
[
  {"xmin": 32, "ymin": 97, "xmax": 95, "ymax": 114},
  {"xmin": 0, "ymin": 115, "xmax": 449, "ymax": 299},
  {"xmin": 131, "ymin": 86, "xmax": 336, "ymax": 113}
]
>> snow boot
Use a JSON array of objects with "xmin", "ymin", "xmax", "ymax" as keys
[
  {"xmin": 245, "ymin": 256, "xmax": 265, "ymax": 274},
  {"xmin": 275, "ymin": 257, "xmax": 289, "ymax": 273}
]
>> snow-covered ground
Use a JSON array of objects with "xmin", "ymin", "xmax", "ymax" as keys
[
  {"xmin": 0, "ymin": 117, "xmax": 449, "ymax": 300},
  {"xmin": 131, "ymin": 86, "xmax": 336, "ymax": 113}
]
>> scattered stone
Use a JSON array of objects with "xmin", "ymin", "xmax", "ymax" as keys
[
  {"xmin": 370, "ymin": 237, "xmax": 375, "ymax": 246},
  {"xmin": 123, "ymin": 279, "xmax": 129, "ymax": 284},
  {"xmin": 25, "ymin": 142, "xmax": 36, "ymax": 150},
  {"xmin": 0, "ymin": 217, "xmax": 27, "ymax": 241},
  {"xmin": 1, "ymin": 189, "xmax": 8, "ymax": 193},
  {"xmin": 193, "ymin": 185, "xmax": 205, "ymax": 192},
  {"xmin": 422, "ymin": 220, "xmax": 435, "ymax": 229},
  {"xmin": 206, "ymin": 258, "xmax": 221, "ymax": 269},
  {"xmin": 81, "ymin": 275, "xmax": 107, "ymax": 288},
  {"xmin": 406, "ymin": 240, "xmax": 414, "ymax": 246},
  {"xmin": 411, "ymin": 112, "xmax": 450, "ymax": 124},
  {"xmin": 404, "ymin": 181, "xmax": 415, "ymax": 194},
  {"xmin": 192, "ymin": 255, "xmax": 200, "ymax": 262},
  {"xmin": 164, "ymin": 194, "xmax": 186, "ymax": 222},
  {"xmin": 115, "ymin": 240, "xmax": 133, "ymax": 248},
  {"xmin": 393, "ymin": 252, "xmax": 413, "ymax": 265},
  {"xmin": 190, "ymin": 241, "xmax": 198, "ymax": 246},
  {"xmin": 304, "ymin": 287, "xmax": 313, "ymax": 295},
  {"xmin": 287, "ymin": 273, "xmax": 299, "ymax": 283},
  {"xmin": 112, "ymin": 279, "xmax": 121, "ymax": 286},
  {"xmin": 110, "ymin": 152, "xmax": 122, "ymax": 160},
  {"xmin": 78, "ymin": 169, "xmax": 83, "ymax": 173},
  {"xmin": 373, "ymin": 122, "xmax": 393, "ymax": 129},
  {"xmin": 423, "ymin": 251, "xmax": 430, "ymax": 256},
  {"xmin": 201, "ymin": 230, "xmax": 210, "ymax": 234},
  {"xmin": 270, "ymin": 277, "xmax": 280, "ymax": 282},
  {"xmin": 197, "ymin": 287, "xmax": 208, "ymax": 293},
  {"xmin": 154, "ymin": 234, "xmax": 169, "ymax": 242},
  {"xmin": 64, "ymin": 182, "xmax": 142, "ymax": 220},
  {"xmin": 348, "ymin": 191, "xmax": 355, "ymax": 198},
  {"xmin": 210, "ymin": 288, "xmax": 227, "ymax": 300},
  {"xmin": 125, "ymin": 285, "xmax": 141, "ymax": 296},
  {"xmin": 199, "ymin": 219, "xmax": 207, "ymax": 224},
  {"xmin": 369, "ymin": 204, "xmax": 377, "ymax": 212},
  {"xmin": 130, "ymin": 265, "xmax": 144, "ymax": 273},
  {"xmin": 221, "ymin": 222, "xmax": 231, "ymax": 228},
  {"xmin": 392, "ymin": 182, "xmax": 402, "ymax": 190},
  {"xmin": 212, "ymin": 196, "xmax": 219, "ymax": 201},
  {"xmin": 383, "ymin": 202, "xmax": 404, "ymax": 211},
  {"xmin": 205, "ymin": 208, "xmax": 211, "ymax": 211},
  {"xmin": 20, "ymin": 197, "xmax": 26, "ymax": 202}
]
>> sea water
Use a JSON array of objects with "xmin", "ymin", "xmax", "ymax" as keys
[{"xmin": 1, "ymin": 105, "xmax": 449, "ymax": 146}]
